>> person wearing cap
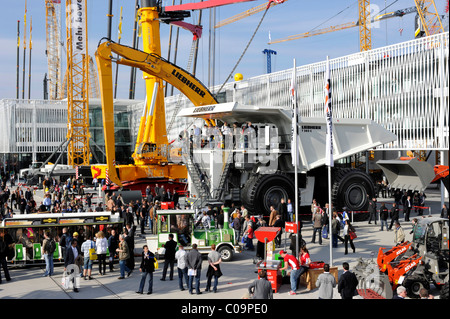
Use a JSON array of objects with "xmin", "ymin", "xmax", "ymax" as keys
[
  {"xmin": 279, "ymin": 250, "xmax": 301, "ymax": 295},
  {"xmin": 342, "ymin": 207, "xmax": 349, "ymax": 223}
]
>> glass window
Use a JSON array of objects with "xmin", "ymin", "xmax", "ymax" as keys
[{"xmin": 160, "ymin": 215, "xmax": 169, "ymax": 233}]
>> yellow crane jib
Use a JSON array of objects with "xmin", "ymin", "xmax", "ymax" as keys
[
  {"xmin": 97, "ymin": 40, "xmax": 217, "ymax": 107},
  {"xmin": 95, "ymin": 39, "xmax": 218, "ymax": 186}
]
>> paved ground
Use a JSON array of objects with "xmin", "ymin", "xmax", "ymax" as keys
[{"xmin": 0, "ymin": 186, "xmax": 448, "ymax": 303}]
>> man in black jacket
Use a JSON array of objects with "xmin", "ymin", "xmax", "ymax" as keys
[
  {"xmin": 368, "ymin": 197, "xmax": 377, "ymax": 224},
  {"xmin": 404, "ymin": 195, "xmax": 412, "ymax": 222},
  {"xmin": 137, "ymin": 245, "xmax": 156, "ymax": 294},
  {"xmin": 186, "ymin": 244, "xmax": 203, "ymax": 295},
  {"xmin": 108, "ymin": 228, "xmax": 119, "ymax": 272},
  {"xmin": 278, "ymin": 198, "xmax": 288, "ymax": 225},
  {"xmin": 124, "ymin": 226, "xmax": 135, "ymax": 271},
  {"xmin": 389, "ymin": 203, "xmax": 400, "ymax": 230},
  {"xmin": 161, "ymin": 233, "xmax": 177, "ymax": 281},
  {"xmin": 338, "ymin": 262, "xmax": 358, "ymax": 299},
  {"xmin": 380, "ymin": 204, "xmax": 389, "ymax": 231},
  {"xmin": 0, "ymin": 230, "xmax": 12, "ymax": 284},
  {"xmin": 64, "ymin": 239, "xmax": 81, "ymax": 292}
]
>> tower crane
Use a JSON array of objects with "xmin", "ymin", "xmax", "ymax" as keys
[
  {"xmin": 414, "ymin": 0, "xmax": 445, "ymax": 37},
  {"xmin": 214, "ymin": 0, "xmax": 287, "ymax": 28},
  {"xmin": 45, "ymin": 0, "xmax": 63, "ymax": 100},
  {"xmin": 268, "ymin": 0, "xmax": 445, "ymax": 50},
  {"xmin": 359, "ymin": 0, "xmax": 371, "ymax": 51},
  {"xmin": 262, "ymin": 48, "xmax": 276, "ymax": 73},
  {"xmin": 65, "ymin": 0, "xmax": 90, "ymax": 166},
  {"xmin": 269, "ymin": 5, "xmax": 419, "ymax": 45},
  {"xmin": 45, "ymin": 0, "xmax": 99, "ymax": 102}
]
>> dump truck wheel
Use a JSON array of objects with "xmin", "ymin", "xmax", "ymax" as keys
[
  {"xmin": 331, "ymin": 168, "xmax": 374, "ymax": 212},
  {"xmin": 403, "ymin": 276, "xmax": 430, "ymax": 299},
  {"xmin": 242, "ymin": 172, "xmax": 295, "ymax": 216}
]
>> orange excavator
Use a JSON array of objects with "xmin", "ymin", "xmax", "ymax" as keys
[
  {"xmin": 355, "ymin": 217, "xmax": 449, "ymax": 299},
  {"xmin": 377, "ymin": 241, "xmax": 413, "ymax": 273}
]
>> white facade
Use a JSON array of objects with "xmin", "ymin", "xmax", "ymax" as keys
[
  {"xmin": 1, "ymin": 33, "xmax": 448, "ymax": 159},
  {"xmin": 165, "ymin": 32, "xmax": 449, "ymax": 152}
]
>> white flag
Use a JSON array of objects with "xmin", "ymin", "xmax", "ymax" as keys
[
  {"xmin": 324, "ymin": 57, "xmax": 333, "ymax": 167},
  {"xmin": 290, "ymin": 59, "xmax": 299, "ymax": 167},
  {"xmin": 69, "ymin": 0, "xmax": 87, "ymax": 55}
]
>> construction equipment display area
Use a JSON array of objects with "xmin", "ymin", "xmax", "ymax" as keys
[
  {"xmin": 0, "ymin": 0, "xmax": 448, "ymax": 305},
  {"xmin": 0, "ymin": 186, "xmax": 447, "ymax": 300}
]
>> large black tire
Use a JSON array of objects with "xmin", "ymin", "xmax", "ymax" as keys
[
  {"xmin": 241, "ymin": 172, "xmax": 296, "ymax": 216},
  {"xmin": 403, "ymin": 275, "xmax": 430, "ymax": 299},
  {"xmin": 331, "ymin": 168, "xmax": 375, "ymax": 213}
]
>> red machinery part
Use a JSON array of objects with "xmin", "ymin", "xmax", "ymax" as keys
[
  {"xmin": 432, "ymin": 165, "xmax": 449, "ymax": 182},
  {"xmin": 254, "ymin": 227, "xmax": 281, "ymax": 243}
]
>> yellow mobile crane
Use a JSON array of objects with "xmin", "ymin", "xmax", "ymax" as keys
[{"xmin": 92, "ymin": 1, "xmax": 217, "ymax": 194}]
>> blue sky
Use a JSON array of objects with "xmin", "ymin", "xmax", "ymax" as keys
[{"xmin": 0, "ymin": 0, "xmax": 448, "ymax": 100}]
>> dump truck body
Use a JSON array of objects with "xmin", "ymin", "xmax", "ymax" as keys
[{"xmin": 179, "ymin": 102, "xmax": 396, "ymax": 215}]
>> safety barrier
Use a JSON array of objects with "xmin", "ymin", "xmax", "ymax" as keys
[{"xmin": 263, "ymin": 203, "xmax": 432, "ymax": 225}]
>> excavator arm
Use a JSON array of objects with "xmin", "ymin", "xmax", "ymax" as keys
[{"xmin": 95, "ymin": 39, "xmax": 218, "ymax": 186}]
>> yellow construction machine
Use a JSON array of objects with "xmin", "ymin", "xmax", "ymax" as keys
[{"xmin": 92, "ymin": 1, "xmax": 217, "ymax": 196}]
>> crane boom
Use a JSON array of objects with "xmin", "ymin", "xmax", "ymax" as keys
[
  {"xmin": 414, "ymin": 0, "xmax": 445, "ymax": 37},
  {"xmin": 359, "ymin": 0, "xmax": 372, "ymax": 51},
  {"xmin": 95, "ymin": 40, "xmax": 217, "ymax": 186},
  {"xmin": 65, "ymin": 0, "xmax": 90, "ymax": 166},
  {"xmin": 164, "ymin": 0, "xmax": 256, "ymax": 11},
  {"xmin": 45, "ymin": 0, "xmax": 62, "ymax": 100},
  {"xmin": 268, "ymin": 5, "xmax": 419, "ymax": 45},
  {"xmin": 215, "ymin": 0, "xmax": 287, "ymax": 28}
]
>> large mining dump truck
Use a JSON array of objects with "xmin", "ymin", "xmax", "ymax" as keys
[{"xmin": 177, "ymin": 102, "xmax": 399, "ymax": 217}]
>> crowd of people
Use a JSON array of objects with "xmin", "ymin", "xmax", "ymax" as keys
[
  {"xmin": 1, "ymin": 169, "xmax": 447, "ymax": 298},
  {"xmin": 185, "ymin": 121, "xmax": 259, "ymax": 151},
  {"xmin": 0, "ymin": 175, "xmax": 100, "ymax": 219}
]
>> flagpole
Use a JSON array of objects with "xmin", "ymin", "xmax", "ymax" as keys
[
  {"xmin": 328, "ymin": 164, "xmax": 333, "ymax": 266},
  {"xmin": 291, "ymin": 58, "xmax": 299, "ymax": 260},
  {"xmin": 16, "ymin": 20, "xmax": 20, "ymax": 99},
  {"xmin": 325, "ymin": 56, "xmax": 334, "ymax": 267},
  {"xmin": 22, "ymin": 0, "xmax": 27, "ymax": 100},
  {"xmin": 28, "ymin": 16, "xmax": 32, "ymax": 100}
]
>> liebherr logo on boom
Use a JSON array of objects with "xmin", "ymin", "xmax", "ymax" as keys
[{"xmin": 172, "ymin": 69, "xmax": 206, "ymax": 98}]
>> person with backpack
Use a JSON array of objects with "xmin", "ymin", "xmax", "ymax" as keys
[
  {"xmin": 334, "ymin": 212, "xmax": 346, "ymax": 244},
  {"xmin": 331, "ymin": 213, "xmax": 340, "ymax": 248},
  {"xmin": 42, "ymin": 231, "xmax": 56, "ymax": 277}
]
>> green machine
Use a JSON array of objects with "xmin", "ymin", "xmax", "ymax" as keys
[{"xmin": 147, "ymin": 207, "xmax": 241, "ymax": 261}]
